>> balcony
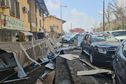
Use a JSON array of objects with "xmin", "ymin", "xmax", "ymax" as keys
[{"xmin": 0, "ymin": 14, "xmax": 24, "ymax": 30}]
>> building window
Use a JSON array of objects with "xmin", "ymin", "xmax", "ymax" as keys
[
  {"xmin": 10, "ymin": 0, "xmax": 15, "ymax": 16},
  {"xmin": 39, "ymin": 9, "xmax": 41, "ymax": 16},
  {"xmin": 27, "ymin": 0, "xmax": 30, "ymax": 4},
  {"xmin": 10, "ymin": 0, "xmax": 20, "ymax": 19},
  {"xmin": 50, "ymin": 25, "xmax": 56, "ymax": 32},
  {"xmin": 15, "ymin": 1, "xmax": 20, "ymax": 18},
  {"xmin": 0, "ymin": 0, "xmax": 10, "ymax": 8}
]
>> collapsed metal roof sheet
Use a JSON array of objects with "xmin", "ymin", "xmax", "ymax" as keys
[{"xmin": 36, "ymin": 0, "xmax": 49, "ymax": 16}]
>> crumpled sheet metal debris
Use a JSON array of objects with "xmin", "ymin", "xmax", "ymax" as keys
[
  {"xmin": 45, "ymin": 62, "xmax": 55, "ymax": 70},
  {"xmin": 59, "ymin": 54, "xmax": 79, "ymax": 60}
]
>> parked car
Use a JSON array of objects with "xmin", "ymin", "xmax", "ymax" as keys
[
  {"xmin": 61, "ymin": 33, "xmax": 78, "ymax": 44},
  {"xmin": 108, "ymin": 30, "xmax": 126, "ymax": 42},
  {"xmin": 113, "ymin": 40, "xmax": 126, "ymax": 84},
  {"xmin": 81, "ymin": 34, "xmax": 119, "ymax": 66}
]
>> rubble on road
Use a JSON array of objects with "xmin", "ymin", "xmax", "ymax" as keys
[
  {"xmin": 66, "ymin": 58, "xmax": 99, "ymax": 84},
  {"xmin": 59, "ymin": 54, "xmax": 79, "ymax": 60},
  {"xmin": 0, "ymin": 36, "xmax": 114, "ymax": 84},
  {"xmin": 55, "ymin": 48, "xmax": 113, "ymax": 84},
  {"xmin": 0, "ymin": 37, "xmax": 62, "ymax": 84},
  {"xmin": 55, "ymin": 57, "xmax": 73, "ymax": 84},
  {"xmin": 79, "ymin": 58, "xmax": 113, "ymax": 75},
  {"xmin": 77, "ymin": 69, "xmax": 112, "ymax": 76}
]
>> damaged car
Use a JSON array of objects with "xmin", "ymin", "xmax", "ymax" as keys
[
  {"xmin": 81, "ymin": 34, "xmax": 119, "ymax": 66},
  {"xmin": 113, "ymin": 40, "xmax": 126, "ymax": 84},
  {"xmin": 61, "ymin": 33, "xmax": 78, "ymax": 44}
]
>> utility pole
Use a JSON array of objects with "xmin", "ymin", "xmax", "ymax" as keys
[{"xmin": 103, "ymin": 0, "xmax": 105, "ymax": 31}]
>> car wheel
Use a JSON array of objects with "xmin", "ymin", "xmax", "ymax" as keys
[
  {"xmin": 115, "ymin": 75, "xmax": 120, "ymax": 84},
  {"xmin": 113, "ymin": 68, "xmax": 122, "ymax": 84}
]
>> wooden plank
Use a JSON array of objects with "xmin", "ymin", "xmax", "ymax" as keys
[
  {"xmin": 36, "ymin": 79, "xmax": 43, "ymax": 84},
  {"xmin": 79, "ymin": 58, "xmax": 98, "ymax": 69},
  {"xmin": 59, "ymin": 54, "xmax": 79, "ymax": 60},
  {"xmin": 77, "ymin": 69, "xmax": 112, "ymax": 76},
  {"xmin": 43, "ymin": 71, "xmax": 55, "ymax": 84},
  {"xmin": 66, "ymin": 57, "xmax": 99, "ymax": 84}
]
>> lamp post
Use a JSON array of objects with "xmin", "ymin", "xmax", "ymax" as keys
[
  {"xmin": 60, "ymin": 1, "xmax": 67, "ymax": 34},
  {"xmin": 60, "ymin": 5, "xmax": 67, "ymax": 19}
]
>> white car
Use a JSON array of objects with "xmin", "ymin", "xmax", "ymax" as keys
[{"xmin": 108, "ymin": 30, "xmax": 126, "ymax": 42}]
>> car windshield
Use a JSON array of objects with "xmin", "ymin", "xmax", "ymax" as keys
[
  {"xmin": 93, "ymin": 35, "xmax": 117, "ymax": 42},
  {"xmin": 63, "ymin": 33, "xmax": 77, "ymax": 40},
  {"xmin": 112, "ymin": 31, "xmax": 126, "ymax": 36},
  {"xmin": 93, "ymin": 36, "xmax": 106, "ymax": 42}
]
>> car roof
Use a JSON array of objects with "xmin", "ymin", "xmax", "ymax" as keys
[{"xmin": 108, "ymin": 30, "xmax": 126, "ymax": 33}]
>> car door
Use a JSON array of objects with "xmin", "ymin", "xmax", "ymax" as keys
[
  {"xmin": 119, "ymin": 42, "xmax": 126, "ymax": 81},
  {"xmin": 85, "ymin": 35, "xmax": 92, "ymax": 55},
  {"xmin": 114, "ymin": 42, "xmax": 126, "ymax": 83},
  {"xmin": 81, "ymin": 34, "xmax": 89, "ymax": 53}
]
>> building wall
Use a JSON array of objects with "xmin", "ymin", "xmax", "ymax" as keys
[
  {"xmin": 19, "ymin": 0, "xmax": 30, "ymax": 31},
  {"xmin": 0, "ymin": 0, "xmax": 30, "ymax": 31},
  {"xmin": 0, "ymin": 0, "xmax": 46, "ymax": 42},
  {"xmin": 0, "ymin": 0, "xmax": 44, "ymax": 32},
  {"xmin": 44, "ymin": 16, "xmax": 62, "ymax": 33},
  {"xmin": 29, "ymin": 0, "xmax": 44, "ymax": 32},
  {"xmin": 36, "ymin": 6, "xmax": 43, "ymax": 32},
  {"xmin": 29, "ymin": 0, "xmax": 36, "ymax": 32}
]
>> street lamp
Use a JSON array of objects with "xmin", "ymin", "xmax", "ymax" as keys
[
  {"xmin": 60, "ymin": 5, "xmax": 67, "ymax": 19},
  {"xmin": 60, "ymin": 2, "xmax": 67, "ymax": 34}
]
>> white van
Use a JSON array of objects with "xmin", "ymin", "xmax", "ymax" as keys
[{"xmin": 108, "ymin": 30, "xmax": 126, "ymax": 42}]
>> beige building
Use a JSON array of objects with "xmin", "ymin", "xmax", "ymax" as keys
[
  {"xmin": 44, "ymin": 15, "xmax": 65, "ymax": 37},
  {"xmin": 0, "ymin": 0, "xmax": 49, "ymax": 42}
]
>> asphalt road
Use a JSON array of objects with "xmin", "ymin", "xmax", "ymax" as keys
[{"xmin": 55, "ymin": 48, "xmax": 113, "ymax": 84}]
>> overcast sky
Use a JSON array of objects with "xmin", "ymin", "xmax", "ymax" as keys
[{"xmin": 45, "ymin": 0, "xmax": 113, "ymax": 32}]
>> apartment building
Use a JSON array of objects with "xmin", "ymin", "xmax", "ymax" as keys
[{"xmin": 0, "ymin": 0, "xmax": 49, "ymax": 42}]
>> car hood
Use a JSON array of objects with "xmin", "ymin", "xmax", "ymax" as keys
[
  {"xmin": 92, "ymin": 41, "xmax": 120, "ymax": 47},
  {"xmin": 63, "ymin": 37, "xmax": 73, "ymax": 41},
  {"xmin": 115, "ymin": 36, "xmax": 126, "ymax": 40}
]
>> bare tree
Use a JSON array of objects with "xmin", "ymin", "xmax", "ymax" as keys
[
  {"xmin": 108, "ymin": 0, "xmax": 126, "ymax": 29},
  {"xmin": 105, "ymin": 4, "xmax": 112, "ymax": 30}
]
